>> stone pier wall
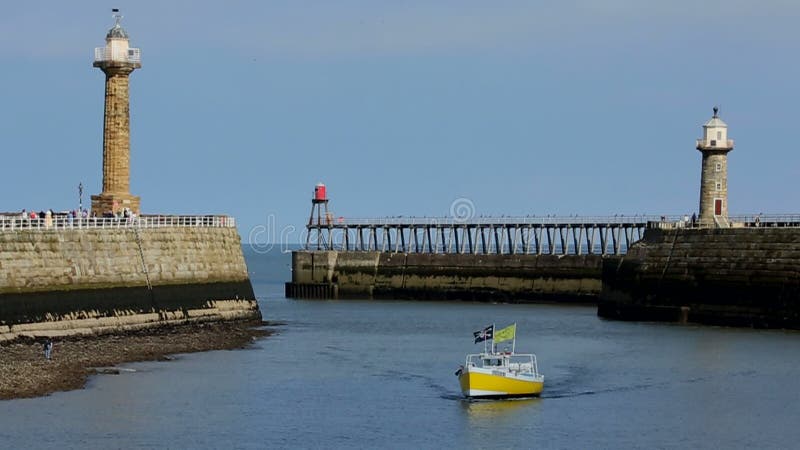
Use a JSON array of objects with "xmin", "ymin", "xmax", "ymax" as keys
[
  {"xmin": 289, "ymin": 229, "xmax": 800, "ymax": 329},
  {"xmin": 0, "ymin": 227, "xmax": 260, "ymax": 340},
  {"xmin": 599, "ymin": 228, "xmax": 800, "ymax": 328},
  {"xmin": 287, "ymin": 251, "xmax": 602, "ymax": 302}
]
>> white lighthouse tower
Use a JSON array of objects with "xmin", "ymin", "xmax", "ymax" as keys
[{"xmin": 696, "ymin": 107, "xmax": 734, "ymax": 227}]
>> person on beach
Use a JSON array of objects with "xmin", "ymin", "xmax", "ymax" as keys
[{"xmin": 43, "ymin": 338, "xmax": 53, "ymax": 360}]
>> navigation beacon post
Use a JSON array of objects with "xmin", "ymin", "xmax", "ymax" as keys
[
  {"xmin": 90, "ymin": 9, "xmax": 142, "ymax": 216},
  {"xmin": 307, "ymin": 183, "xmax": 332, "ymax": 250}
]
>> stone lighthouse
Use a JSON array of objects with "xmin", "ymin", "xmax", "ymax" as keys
[
  {"xmin": 90, "ymin": 10, "xmax": 141, "ymax": 216},
  {"xmin": 696, "ymin": 107, "xmax": 734, "ymax": 226}
]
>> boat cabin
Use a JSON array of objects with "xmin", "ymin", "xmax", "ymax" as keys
[{"xmin": 464, "ymin": 352, "xmax": 539, "ymax": 376}]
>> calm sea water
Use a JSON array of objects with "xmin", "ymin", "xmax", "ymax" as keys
[{"xmin": 2, "ymin": 248, "xmax": 800, "ymax": 449}]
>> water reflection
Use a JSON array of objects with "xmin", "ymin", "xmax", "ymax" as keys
[{"xmin": 461, "ymin": 397, "xmax": 542, "ymax": 422}]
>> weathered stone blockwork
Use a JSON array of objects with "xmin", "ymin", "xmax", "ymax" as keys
[
  {"xmin": 698, "ymin": 150, "xmax": 729, "ymax": 221},
  {"xmin": 600, "ymin": 228, "xmax": 800, "ymax": 328},
  {"xmin": 288, "ymin": 251, "xmax": 602, "ymax": 302},
  {"xmin": 0, "ymin": 227, "xmax": 259, "ymax": 339},
  {"xmin": 91, "ymin": 63, "xmax": 141, "ymax": 215}
]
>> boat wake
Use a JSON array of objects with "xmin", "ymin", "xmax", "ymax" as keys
[
  {"xmin": 542, "ymin": 369, "xmax": 756, "ymax": 399},
  {"xmin": 374, "ymin": 369, "xmax": 463, "ymax": 400}
]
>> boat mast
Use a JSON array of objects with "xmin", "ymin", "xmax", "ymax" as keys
[
  {"xmin": 491, "ymin": 322, "xmax": 496, "ymax": 354},
  {"xmin": 512, "ymin": 323, "xmax": 516, "ymax": 354}
]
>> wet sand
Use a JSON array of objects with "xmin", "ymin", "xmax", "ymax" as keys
[{"xmin": 0, "ymin": 320, "xmax": 272, "ymax": 401}]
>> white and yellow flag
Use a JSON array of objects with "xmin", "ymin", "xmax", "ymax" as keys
[{"xmin": 494, "ymin": 323, "xmax": 516, "ymax": 344}]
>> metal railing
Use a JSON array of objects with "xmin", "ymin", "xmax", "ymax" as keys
[
  {"xmin": 696, "ymin": 139, "xmax": 734, "ymax": 149},
  {"xmin": 0, "ymin": 215, "xmax": 235, "ymax": 232},
  {"xmin": 648, "ymin": 214, "xmax": 800, "ymax": 230},
  {"xmin": 315, "ymin": 215, "xmax": 665, "ymax": 227},
  {"xmin": 94, "ymin": 47, "xmax": 141, "ymax": 64}
]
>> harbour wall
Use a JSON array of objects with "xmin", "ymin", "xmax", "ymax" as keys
[
  {"xmin": 0, "ymin": 227, "xmax": 260, "ymax": 341},
  {"xmin": 286, "ymin": 251, "xmax": 602, "ymax": 302},
  {"xmin": 599, "ymin": 228, "xmax": 800, "ymax": 328}
]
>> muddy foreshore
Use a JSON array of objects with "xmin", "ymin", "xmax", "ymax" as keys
[{"xmin": 0, "ymin": 320, "xmax": 273, "ymax": 401}]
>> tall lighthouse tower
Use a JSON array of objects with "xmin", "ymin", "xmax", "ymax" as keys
[
  {"xmin": 90, "ymin": 10, "xmax": 142, "ymax": 216},
  {"xmin": 696, "ymin": 107, "xmax": 734, "ymax": 226}
]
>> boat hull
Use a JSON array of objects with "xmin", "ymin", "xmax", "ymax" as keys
[{"xmin": 459, "ymin": 370, "xmax": 543, "ymax": 398}]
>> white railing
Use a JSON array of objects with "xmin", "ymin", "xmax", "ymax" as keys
[
  {"xmin": 0, "ymin": 215, "xmax": 235, "ymax": 232},
  {"xmin": 94, "ymin": 47, "xmax": 141, "ymax": 64}
]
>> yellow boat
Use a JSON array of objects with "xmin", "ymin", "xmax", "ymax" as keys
[{"xmin": 456, "ymin": 323, "xmax": 544, "ymax": 399}]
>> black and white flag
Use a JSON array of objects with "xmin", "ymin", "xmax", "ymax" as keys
[{"xmin": 473, "ymin": 325, "xmax": 494, "ymax": 343}]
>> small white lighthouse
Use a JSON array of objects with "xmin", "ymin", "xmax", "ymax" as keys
[{"xmin": 696, "ymin": 107, "xmax": 734, "ymax": 226}]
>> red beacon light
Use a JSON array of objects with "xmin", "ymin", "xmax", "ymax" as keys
[
  {"xmin": 308, "ymin": 183, "xmax": 331, "ymax": 231},
  {"xmin": 314, "ymin": 183, "xmax": 327, "ymax": 202}
]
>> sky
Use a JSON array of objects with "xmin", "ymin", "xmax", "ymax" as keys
[{"xmin": 1, "ymin": 1, "xmax": 799, "ymax": 244}]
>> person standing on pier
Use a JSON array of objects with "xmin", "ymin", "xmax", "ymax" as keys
[{"xmin": 43, "ymin": 338, "xmax": 53, "ymax": 360}]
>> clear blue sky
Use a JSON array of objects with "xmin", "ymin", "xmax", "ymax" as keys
[{"xmin": 1, "ymin": 1, "xmax": 798, "ymax": 243}]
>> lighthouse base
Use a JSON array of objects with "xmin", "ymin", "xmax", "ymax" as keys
[{"xmin": 91, "ymin": 193, "xmax": 141, "ymax": 216}]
